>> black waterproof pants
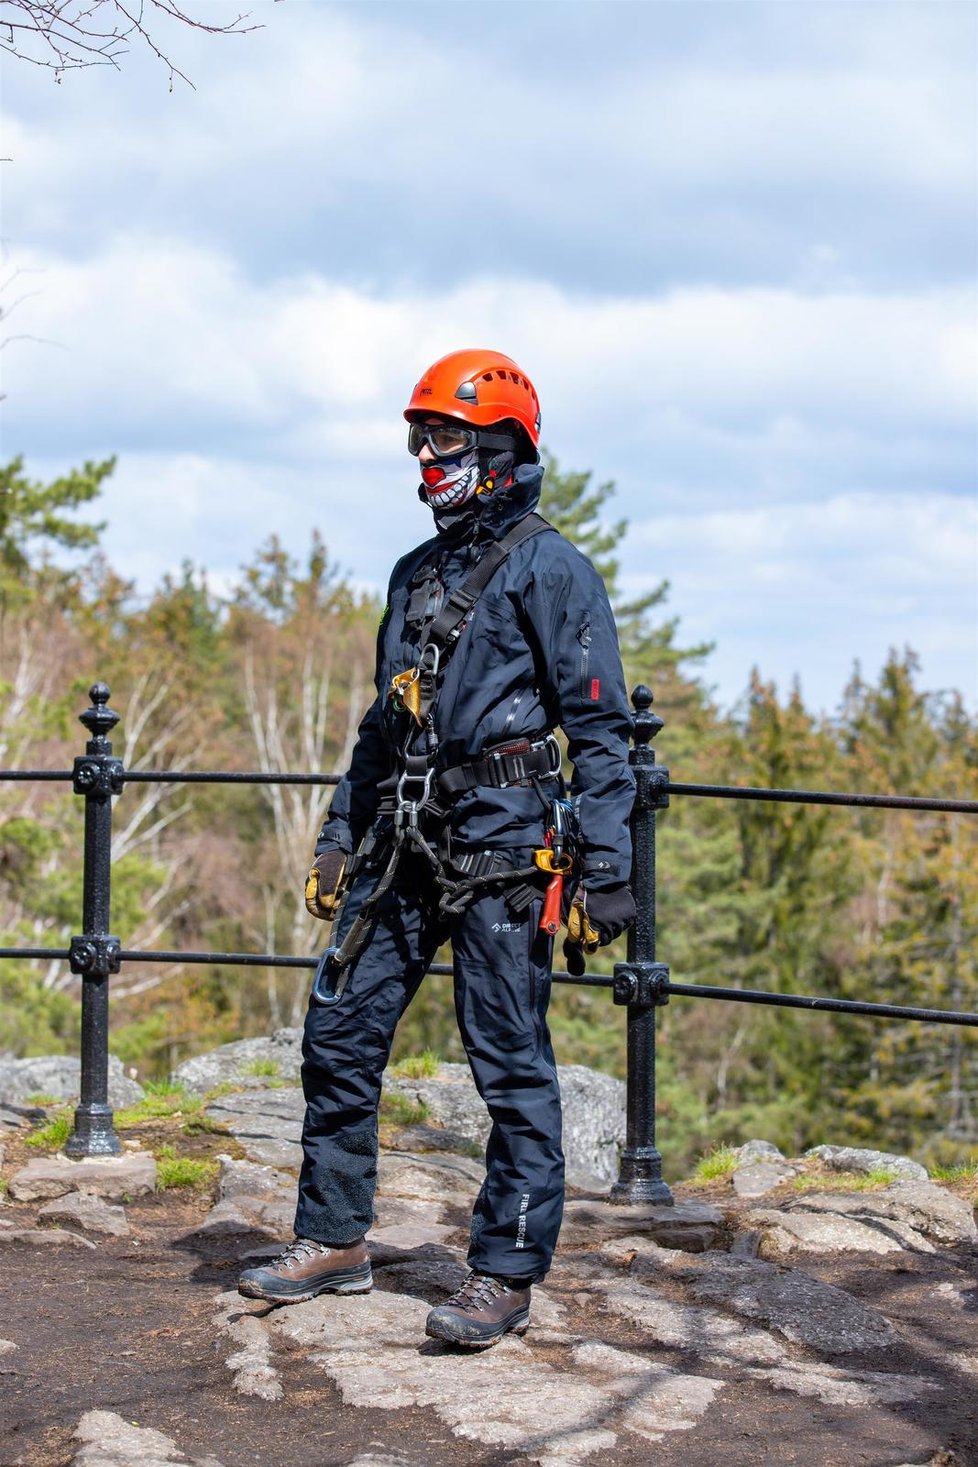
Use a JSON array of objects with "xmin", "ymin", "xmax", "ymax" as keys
[{"xmin": 294, "ymin": 853, "xmax": 565, "ymax": 1283}]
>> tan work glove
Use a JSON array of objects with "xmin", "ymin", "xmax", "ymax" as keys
[{"xmin": 304, "ymin": 849, "xmax": 347, "ymax": 921}]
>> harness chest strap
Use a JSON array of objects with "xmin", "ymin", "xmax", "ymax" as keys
[{"xmin": 393, "ymin": 512, "xmax": 555, "ymax": 727}]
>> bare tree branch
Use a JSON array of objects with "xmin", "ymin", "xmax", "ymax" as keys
[{"xmin": 0, "ymin": 0, "xmax": 273, "ymax": 86}]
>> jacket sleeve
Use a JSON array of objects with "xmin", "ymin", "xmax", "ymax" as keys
[
  {"xmin": 314, "ymin": 593, "xmax": 397, "ymax": 857},
  {"xmin": 314, "ymin": 694, "xmax": 391, "ymax": 855},
  {"xmin": 523, "ymin": 541, "xmax": 636, "ymax": 891}
]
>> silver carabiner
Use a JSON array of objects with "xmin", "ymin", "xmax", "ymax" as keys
[{"xmin": 311, "ymin": 946, "xmax": 341, "ymax": 1005}]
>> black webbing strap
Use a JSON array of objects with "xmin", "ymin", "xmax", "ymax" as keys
[
  {"xmin": 438, "ymin": 736, "xmax": 560, "ymax": 797},
  {"xmin": 415, "ymin": 512, "xmax": 554, "ymax": 723}
]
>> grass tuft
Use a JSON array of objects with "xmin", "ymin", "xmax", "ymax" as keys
[
  {"xmin": 156, "ymin": 1154, "xmax": 218, "ymax": 1190},
  {"xmin": 203, "ymin": 1081, "xmax": 244, "ymax": 1101},
  {"xmin": 379, "ymin": 1092, "xmax": 430, "ymax": 1128},
  {"xmin": 930, "ymin": 1161, "xmax": 978, "ymax": 1184},
  {"xmin": 389, "ymin": 1051, "xmax": 440, "ymax": 1080},
  {"xmin": 24, "ymin": 1092, "xmax": 59, "ymax": 1107},
  {"xmin": 114, "ymin": 1090, "xmax": 202, "ymax": 1129},
  {"xmin": 242, "ymin": 1058, "xmax": 282, "ymax": 1079},
  {"xmin": 25, "ymin": 1110, "xmax": 73, "ymax": 1151},
  {"xmin": 791, "ymin": 1169, "xmax": 898, "ymax": 1192},
  {"xmin": 691, "ymin": 1145, "xmax": 738, "ymax": 1183}
]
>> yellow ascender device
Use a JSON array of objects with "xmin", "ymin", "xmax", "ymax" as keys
[
  {"xmin": 389, "ymin": 667, "xmax": 423, "ymax": 725},
  {"xmin": 533, "ymin": 847, "xmax": 574, "ymax": 876},
  {"xmin": 566, "ymin": 895, "xmax": 601, "ymax": 954}
]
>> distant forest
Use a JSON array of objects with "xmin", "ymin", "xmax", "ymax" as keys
[{"xmin": 1, "ymin": 455, "xmax": 975, "ymax": 1175}]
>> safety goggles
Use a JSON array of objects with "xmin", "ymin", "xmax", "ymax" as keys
[{"xmin": 407, "ymin": 422, "xmax": 479, "ymax": 459}]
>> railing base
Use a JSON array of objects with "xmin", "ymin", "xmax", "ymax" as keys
[
  {"xmin": 610, "ymin": 1147, "xmax": 674, "ymax": 1205},
  {"xmin": 65, "ymin": 1104, "xmax": 121, "ymax": 1157}
]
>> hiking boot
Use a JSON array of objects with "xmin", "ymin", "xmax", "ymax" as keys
[
  {"xmin": 238, "ymin": 1237, "xmax": 371, "ymax": 1303},
  {"xmin": 424, "ymin": 1271, "xmax": 531, "ymax": 1349}
]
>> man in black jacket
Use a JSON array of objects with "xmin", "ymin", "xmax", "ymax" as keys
[{"xmin": 239, "ymin": 349, "xmax": 636, "ymax": 1348}]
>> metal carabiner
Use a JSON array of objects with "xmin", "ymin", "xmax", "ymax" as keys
[
  {"xmin": 311, "ymin": 946, "xmax": 342, "ymax": 1005},
  {"xmin": 395, "ymin": 764, "xmax": 434, "ymax": 827}
]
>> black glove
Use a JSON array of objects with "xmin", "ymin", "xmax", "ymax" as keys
[
  {"xmin": 582, "ymin": 885, "xmax": 635, "ymax": 945},
  {"xmin": 304, "ymin": 848, "xmax": 347, "ymax": 921}
]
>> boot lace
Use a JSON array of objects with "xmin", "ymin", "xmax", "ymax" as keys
[
  {"xmin": 444, "ymin": 1272, "xmax": 512, "ymax": 1313},
  {"xmin": 274, "ymin": 1238, "xmax": 330, "ymax": 1271}
]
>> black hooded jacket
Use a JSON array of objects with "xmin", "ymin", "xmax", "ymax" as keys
[{"xmin": 316, "ymin": 463, "xmax": 635, "ymax": 892}]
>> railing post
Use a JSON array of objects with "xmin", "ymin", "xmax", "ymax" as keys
[
  {"xmin": 65, "ymin": 682, "xmax": 123, "ymax": 1158},
  {"xmin": 610, "ymin": 685, "xmax": 673, "ymax": 1205}
]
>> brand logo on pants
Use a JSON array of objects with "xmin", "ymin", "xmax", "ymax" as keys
[
  {"xmin": 491, "ymin": 921, "xmax": 523, "ymax": 934},
  {"xmin": 515, "ymin": 1192, "xmax": 530, "ymax": 1249}
]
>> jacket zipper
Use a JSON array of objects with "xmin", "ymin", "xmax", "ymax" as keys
[{"xmin": 577, "ymin": 618, "xmax": 592, "ymax": 699}]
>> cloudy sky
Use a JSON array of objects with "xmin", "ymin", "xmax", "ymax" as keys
[{"xmin": 3, "ymin": 0, "xmax": 976, "ymax": 715}]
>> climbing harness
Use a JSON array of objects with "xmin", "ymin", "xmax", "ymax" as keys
[{"xmin": 312, "ymin": 513, "xmax": 563, "ymax": 1005}]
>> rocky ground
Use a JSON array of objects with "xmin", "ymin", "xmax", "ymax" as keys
[{"xmin": 1, "ymin": 1051, "xmax": 976, "ymax": 1467}]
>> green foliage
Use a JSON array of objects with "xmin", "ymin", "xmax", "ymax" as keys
[
  {"xmin": 0, "ymin": 456, "xmax": 112, "ymax": 614},
  {"xmin": 156, "ymin": 1153, "xmax": 218, "ymax": 1190},
  {"xmin": 379, "ymin": 1092, "xmax": 430, "ymax": 1127},
  {"xmin": 25, "ymin": 1109, "xmax": 73, "ymax": 1150},
  {"xmin": 691, "ymin": 1146, "xmax": 738, "ymax": 1182},
  {"xmin": 389, "ymin": 1051, "xmax": 440, "ymax": 1079},
  {"xmin": 115, "ymin": 1091, "xmax": 202, "ymax": 1127},
  {"xmin": 242, "ymin": 1058, "xmax": 282, "ymax": 1079},
  {"xmin": 791, "ymin": 1170, "xmax": 899, "ymax": 1192}
]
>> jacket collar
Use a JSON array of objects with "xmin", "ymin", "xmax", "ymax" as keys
[{"xmin": 475, "ymin": 462, "xmax": 544, "ymax": 541}]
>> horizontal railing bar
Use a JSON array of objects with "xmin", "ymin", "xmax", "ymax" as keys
[
  {"xmin": 667, "ymin": 980, "xmax": 978, "ymax": 1025},
  {"xmin": 0, "ymin": 947, "xmax": 71, "ymax": 961},
  {"xmin": 118, "ymin": 948, "xmax": 318, "ymax": 968},
  {"xmin": 0, "ymin": 771, "xmax": 73, "ymax": 782},
  {"xmin": 3, "ymin": 948, "xmax": 972, "ymax": 1018},
  {"xmin": 667, "ymin": 782, "xmax": 978, "ymax": 814},
  {"xmin": 122, "ymin": 771, "xmax": 341, "ymax": 786},
  {"xmin": 2, "ymin": 768, "xmax": 973, "ymax": 812}
]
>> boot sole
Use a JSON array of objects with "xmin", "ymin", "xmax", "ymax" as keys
[
  {"xmin": 238, "ymin": 1266, "xmax": 373, "ymax": 1304},
  {"xmin": 425, "ymin": 1310, "xmax": 530, "ymax": 1349}
]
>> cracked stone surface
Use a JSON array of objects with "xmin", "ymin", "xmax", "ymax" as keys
[
  {"xmin": 598, "ymin": 1280, "xmax": 788, "ymax": 1366},
  {"xmin": 213, "ymin": 1293, "xmax": 283, "ymax": 1400},
  {"xmin": 558, "ymin": 1198, "xmax": 723, "ymax": 1251},
  {"xmin": 746, "ymin": 1361, "xmax": 938, "ymax": 1407},
  {"xmin": 752, "ymin": 1207, "xmax": 930, "ymax": 1256},
  {"xmin": 173, "ymin": 1028, "xmax": 303, "ymax": 1093},
  {"xmin": 661, "ymin": 1251, "xmax": 897, "ymax": 1354},
  {"xmin": 573, "ymin": 1342, "xmax": 723, "ymax": 1443},
  {"xmin": 384, "ymin": 1061, "xmax": 625, "ymax": 1187},
  {"xmin": 750, "ymin": 1179, "xmax": 977, "ymax": 1258},
  {"xmin": 8, "ymin": 1153, "xmax": 157, "ymax": 1202},
  {"xmin": 38, "ymin": 1190, "xmax": 131, "ymax": 1237},
  {"xmin": 0, "ymin": 1226, "xmax": 97, "ymax": 1249},
  {"xmin": 376, "ymin": 1151, "xmax": 485, "ymax": 1205},
  {"xmin": 732, "ymin": 1161, "xmax": 796, "ymax": 1197},
  {"xmin": 805, "ymin": 1144, "xmax": 928, "ymax": 1180},
  {"xmin": 0, "ymin": 1055, "xmax": 144, "ymax": 1109},
  {"xmin": 732, "ymin": 1139, "xmax": 787, "ymax": 1166},
  {"xmin": 788, "ymin": 1180, "xmax": 977, "ymax": 1246},
  {"xmin": 204, "ymin": 1089, "xmax": 304, "ymax": 1168},
  {"xmin": 71, "ymin": 1413, "xmax": 214, "ymax": 1467},
  {"xmin": 72, "ymin": 1409, "xmax": 225, "ymax": 1467}
]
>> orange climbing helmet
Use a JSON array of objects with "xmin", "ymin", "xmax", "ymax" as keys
[{"xmin": 404, "ymin": 349, "xmax": 541, "ymax": 448}]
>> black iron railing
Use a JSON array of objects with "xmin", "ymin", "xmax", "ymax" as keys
[{"xmin": 2, "ymin": 681, "xmax": 976, "ymax": 1200}]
